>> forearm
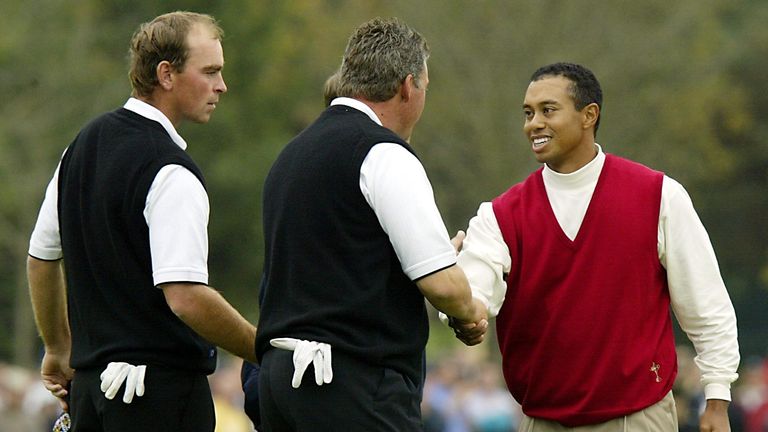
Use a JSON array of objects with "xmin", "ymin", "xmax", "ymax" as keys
[
  {"xmin": 27, "ymin": 256, "xmax": 71, "ymax": 353},
  {"xmin": 162, "ymin": 283, "xmax": 257, "ymax": 362},
  {"xmin": 417, "ymin": 265, "xmax": 483, "ymax": 322}
]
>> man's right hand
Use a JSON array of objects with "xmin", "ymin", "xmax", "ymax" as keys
[{"xmin": 449, "ymin": 298, "xmax": 489, "ymax": 346}]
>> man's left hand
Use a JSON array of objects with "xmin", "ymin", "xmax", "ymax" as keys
[
  {"xmin": 699, "ymin": 399, "xmax": 730, "ymax": 432},
  {"xmin": 41, "ymin": 351, "xmax": 74, "ymax": 411},
  {"xmin": 450, "ymin": 230, "xmax": 465, "ymax": 253}
]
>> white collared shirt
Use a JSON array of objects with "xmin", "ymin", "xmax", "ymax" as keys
[
  {"xmin": 458, "ymin": 145, "xmax": 739, "ymax": 401},
  {"xmin": 28, "ymin": 98, "xmax": 209, "ymax": 285},
  {"xmin": 330, "ymin": 97, "xmax": 456, "ymax": 280}
]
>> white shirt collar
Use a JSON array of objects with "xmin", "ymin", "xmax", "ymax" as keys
[
  {"xmin": 329, "ymin": 97, "xmax": 383, "ymax": 126},
  {"xmin": 123, "ymin": 97, "xmax": 188, "ymax": 150},
  {"xmin": 542, "ymin": 144, "xmax": 605, "ymax": 188}
]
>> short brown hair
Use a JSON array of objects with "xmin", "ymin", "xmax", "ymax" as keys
[
  {"xmin": 323, "ymin": 70, "xmax": 341, "ymax": 106},
  {"xmin": 129, "ymin": 11, "xmax": 223, "ymax": 97},
  {"xmin": 337, "ymin": 17, "xmax": 430, "ymax": 102}
]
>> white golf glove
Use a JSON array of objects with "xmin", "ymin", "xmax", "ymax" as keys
[
  {"xmin": 270, "ymin": 338, "xmax": 333, "ymax": 388},
  {"xmin": 99, "ymin": 362, "xmax": 146, "ymax": 403}
]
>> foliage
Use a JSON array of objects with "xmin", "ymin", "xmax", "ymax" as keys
[{"xmin": 1, "ymin": 0, "xmax": 766, "ymax": 367}]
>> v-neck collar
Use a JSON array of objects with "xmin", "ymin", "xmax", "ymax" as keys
[{"xmin": 537, "ymin": 151, "xmax": 609, "ymax": 249}]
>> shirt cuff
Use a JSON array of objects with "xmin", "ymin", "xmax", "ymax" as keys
[
  {"xmin": 153, "ymin": 268, "xmax": 208, "ymax": 287},
  {"xmin": 404, "ymin": 251, "xmax": 457, "ymax": 281},
  {"xmin": 28, "ymin": 246, "xmax": 63, "ymax": 261},
  {"xmin": 703, "ymin": 382, "xmax": 732, "ymax": 401},
  {"xmin": 438, "ymin": 311, "xmax": 449, "ymax": 325}
]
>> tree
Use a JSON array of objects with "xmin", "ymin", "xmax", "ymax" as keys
[{"xmin": 1, "ymin": 0, "xmax": 766, "ymax": 366}]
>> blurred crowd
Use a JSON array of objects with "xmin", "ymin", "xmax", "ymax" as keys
[
  {"xmin": 0, "ymin": 357, "xmax": 255, "ymax": 432},
  {"xmin": 423, "ymin": 345, "xmax": 768, "ymax": 432},
  {"xmin": 672, "ymin": 344, "xmax": 768, "ymax": 432},
  {"xmin": 422, "ymin": 349, "xmax": 521, "ymax": 432},
  {"xmin": 2, "ymin": 345, "xmax": 768, "ymax": 431}
]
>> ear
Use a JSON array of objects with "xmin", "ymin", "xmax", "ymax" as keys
[
  {"xmin": 157, "ymin": 61, "xmax": 174, "ymax": 91},
  {"xmin": 399, "ymin": 74, "xmax": 415, "ymax": 102},
  {"xmin": 582, "ymin": 103, "xmax": 599, "ymax": 131}
]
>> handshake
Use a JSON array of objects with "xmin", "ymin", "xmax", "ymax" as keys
[
  {"xmin": 444, "ymin": 297, "xmax": 489, "ymax": 347},
  {"xmin": 447, "ymin": 313, "xmax": 488, "ymax": 346},
  {"xmin": 441, "ymin": 231, "xmax": 490, "ymax": 346}
]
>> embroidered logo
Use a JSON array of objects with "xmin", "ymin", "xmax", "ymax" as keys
[{"xmin": 650, "ymin": 362, "xmax": 661, "ymax": 382}]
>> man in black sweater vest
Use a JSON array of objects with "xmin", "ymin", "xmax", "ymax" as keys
[
  {"xmin": 27, "ymin": 12, "xmax": 256, "ymax": 432},
  {"xmin": 253, "ymin": 17, "xmax": 489, "ymax": 431}
]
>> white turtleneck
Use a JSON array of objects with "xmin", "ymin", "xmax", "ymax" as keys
[{"xmin": 457, "ymin": 144, "xmax": 739, "ymax": 401}]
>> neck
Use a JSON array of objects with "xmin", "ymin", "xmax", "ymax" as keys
[
  {"xmin": 137, "ymin": 92, "xmax": 180, "ymax": 128},
  {"xmin": 357, "ymin": 97, "xmax": 409, "ymax": 140},
  {"xmin": 548, "ymin": 140, "xmax": 598, "ymax": 174}
]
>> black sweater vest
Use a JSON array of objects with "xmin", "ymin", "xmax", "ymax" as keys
[
  {"xmin": 256, "ymin": 105, "xmax": 429, "ymax": 384},
  {"xmin": 58, "ymin": 108, "xmax": 216, "ymax": 372}
]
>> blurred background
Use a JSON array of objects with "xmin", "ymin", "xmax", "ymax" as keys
[{"xmin": 1, "ymin": 0, "xmax": 766, "ymax": 430}]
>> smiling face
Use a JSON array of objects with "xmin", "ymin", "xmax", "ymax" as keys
[
  {"xmin": 167, "ymin": 24, "xmax": 227, "ymax": 125},
  {"xmin": 523, "ymin": 75, "xmax": 598, "ymax": 173}
]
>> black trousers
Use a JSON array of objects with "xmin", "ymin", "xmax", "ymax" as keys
[
  {"xmin": 259, "ymin": 348, "xmax": 423, "ymax": 431},
  {"xmin": 241, "ymin": 360, "xmax": 262, "ymax": 429},
  {"xmin": 69, "ymin": 366, "xmax": 215, "ymax": 432}
]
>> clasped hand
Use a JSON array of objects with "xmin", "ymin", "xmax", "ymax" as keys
[
  {"xmin": 449, "ymin": 315, "xmax": 488, "ymax": 346},
  {"xmin": 100, "ymin": 362, "xmax": 146, "ymax": 403},
  {"xmin": 449, "ymin": 295, "xmax": 489, "ymax": 346}
]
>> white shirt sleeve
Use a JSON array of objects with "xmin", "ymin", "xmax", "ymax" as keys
[
  {"xmin": 660, "ymin": 176, "xmax": 740, "ymax": 400},
  {"xmin": 145, "ymin": 165, "xmax": 209, "ymax": 286},
  {"xmin": 28, "ymin": 162, "xmax": 209, "ymax": 284},
  {"xmin": 453, "ymin": 172, "xmax": 739, "ymax": 400},
  {"xmin": 359, "ymin": 143, "xmax": 456, "ymax": 280},
  {"xmin": 28, "ymin": 163, "xmax": 63, "ymax": 260},
  {"xmin": 457, "ymin": 202, "xmax": 510, "ymax": 317}
]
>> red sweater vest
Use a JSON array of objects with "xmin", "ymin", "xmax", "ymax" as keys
[{"xmin": 492, "ymin": 154, "xmax": 676, "ymax": 426}]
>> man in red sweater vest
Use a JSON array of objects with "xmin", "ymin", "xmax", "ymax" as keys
[{"xmin": 452, "ymin": 63, "xmax": 739, "ymax": 431}]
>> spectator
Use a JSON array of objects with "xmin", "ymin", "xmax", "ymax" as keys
[{"xmin": 462, "ymin": 365, "xmax": 521, "ymax": 432}]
